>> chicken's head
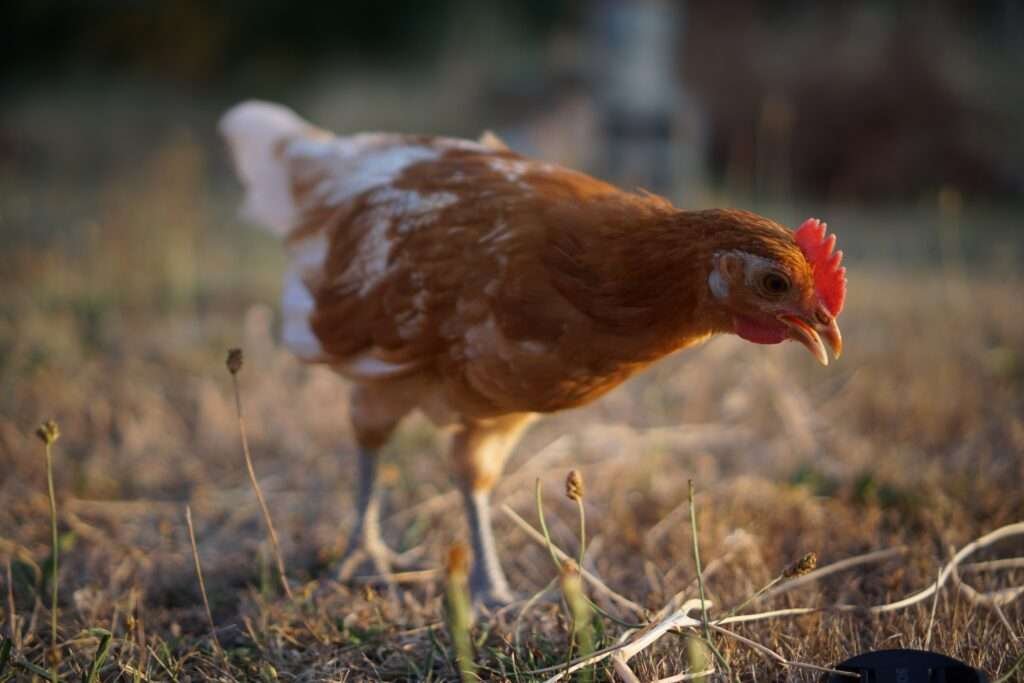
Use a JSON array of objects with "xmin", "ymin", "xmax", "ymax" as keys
[{"xmin": 708, "ymin": 218, "xmax": 845, "ymax": 365}]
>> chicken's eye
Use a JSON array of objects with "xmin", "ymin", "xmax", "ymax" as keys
[{"xmin": 760, "ymin": 272, "xmax": 790, "ymax": 296}]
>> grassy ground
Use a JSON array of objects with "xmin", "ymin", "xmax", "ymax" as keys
[{"xmin": 1, "ymin": 132, "xmax": 1023, "ymax": 681}]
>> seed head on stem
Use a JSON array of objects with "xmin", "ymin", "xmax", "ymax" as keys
[{"xmin": 36, "ymin": 419, "xmax": 61, "ymax": 679}]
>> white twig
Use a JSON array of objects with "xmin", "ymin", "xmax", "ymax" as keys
[
  {"xmin": 618, "ymin": 599, "xmax": 706, "ymax": 663},
  {"xmin": 961, "ymin": 557, "xmax": 1024, "ymax": 573},
  {"xmin": 651, "ymin": 668, "xmax": 717, "ymax": 683},
  {"xmin": 924, "ymin": 565, "xmax": 942, "ymax": 649},
  {"xmin": 869, "ymin": 522, "xmax": 1024, "ymax": 614},
  {"xmin": 611, "ymin": 657, "xmax": 642, "ymax": 683},
  {"xmin": 950, "ymin": 563, "xmax": 1022, "ymax": 643},
  {"xmin": 950, "ymin": 564, "xmax": 1024, "ymax": 608}
]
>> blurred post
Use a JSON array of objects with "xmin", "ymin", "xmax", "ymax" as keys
[{"xmin": 593, "ymin": 0, "xmax": 700, "ymax": 198}]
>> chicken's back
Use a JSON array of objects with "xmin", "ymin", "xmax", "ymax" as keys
[{"xmin": 221, "ymin": 101, "xmax": 659, "ymax": 416}]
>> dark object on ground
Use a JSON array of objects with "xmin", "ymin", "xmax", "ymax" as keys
[{"xmin": 827, "ymin": 649, "xmax": 988, "ymax": 683}]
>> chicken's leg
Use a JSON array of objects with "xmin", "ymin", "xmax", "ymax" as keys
[
  {"xmin": 335, "ymin": 447, "xmax": 400, "ymax": 578},
  {"xmin": 461, "ymin": 485, "xmax": 511, "ymax": 605},
  {"xmin": 335, "ymin": 383, "xmax": 417, "ymax": 580},
  {"xmin": 451, "ymin": 414, "xmax": 535, "ymax": 607}
]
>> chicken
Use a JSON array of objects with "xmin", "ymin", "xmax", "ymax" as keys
[{"xmin": 219, "ymin": 100, "xmax": 846, "ymax": 606}]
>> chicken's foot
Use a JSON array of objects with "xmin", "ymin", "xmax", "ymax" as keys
[{"xmin": 334, "ymin": 447, "xmax": 419, "ymax": 580}]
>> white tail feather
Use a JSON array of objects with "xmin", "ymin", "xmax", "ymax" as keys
[{"xmin": 219, "ymin": 100, "xmax": 314, "ymax": 235}]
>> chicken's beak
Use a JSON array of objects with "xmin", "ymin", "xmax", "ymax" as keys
[{"xmin": 779, "ymin": 308, "xmax": 842, "ymax": 366}]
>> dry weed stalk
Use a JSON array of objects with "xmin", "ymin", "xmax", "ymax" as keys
[
  {"xmin": 35, "ymin": 419, "xmax": 60, "ymax": 678},
  {"xmin": 226, "ymin": 348, "xmax": 293, "ymax": 600},
  {"xmin": 185, "ymin": 505, "xmax": 222, "ymax": 658}
]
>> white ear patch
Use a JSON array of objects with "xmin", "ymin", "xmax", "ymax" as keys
[{"xmin": 708, "ymin": 268, "xmax": 729, "ymax": 299}]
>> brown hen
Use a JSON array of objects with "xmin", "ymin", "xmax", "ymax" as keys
[{"xmin": 220, "ymin": 101, "xmax": 845, "ymax": 605}]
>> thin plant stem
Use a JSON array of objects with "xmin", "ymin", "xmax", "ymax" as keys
[
  {"xmin": 575, "ymin": 497, "xmax": 586, "ymax": 569},
  {"xmin": 229, "ymin": 361, "xmax": 293, "ymax": 600},
  {"xmin": 535, "ymin": 479, "xmax": 562, "ymax": 573},
  {"xmin": 185, "ymin": 505, "xmax": 222, "ymax": 658},
  {"xmin": 42, "ymin": 432, "xmax": 59, "ymax": 677},
  {"xmin": 687, "ymin": 481, "xmax": 710, "ymax": 646},
  {"xmin": 688, "ymin": 481, "xmax": 729, "ymax": 677}
]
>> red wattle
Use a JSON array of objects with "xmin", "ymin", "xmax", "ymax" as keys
[{"xmin": 733, "ymin": 316, "xmax": 787, "ymax": 345}]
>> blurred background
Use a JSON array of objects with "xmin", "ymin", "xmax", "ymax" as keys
[
  {"xmin": 4, "ymin": 1, "xmax": 1024, "ymax": 304},
  {"xmin": 1, "ymin": 3, "xmax": 1023, "ymax": 676}
]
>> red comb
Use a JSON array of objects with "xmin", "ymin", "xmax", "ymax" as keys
[{"xmin": 794, "ymin": 218, "xmax": 846, "ymax": 316}]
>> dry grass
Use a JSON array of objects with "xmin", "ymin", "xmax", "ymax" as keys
[{"xmin": 1, "ymin": 125, "xmax": 1023, "ymax": 681}]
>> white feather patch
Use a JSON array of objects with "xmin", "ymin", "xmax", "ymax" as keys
[
  {"xmin": 487, "ymin": 158, "xmax": 531, "ymax": 182},
  {"xmin": 368, "ymin": 187, "xmax": 459, "ymax": 235},
  {"xmin": 287, "ymin": 137, "xmax": 441, "ymax": 208},
  {"xmin": 335, "ymin": 352, "xmax": 420, "ymax": 380},
  {"xmin": 280, "ymin": 233, "xmax": 328, "ymax": 360},
  {"xmin": 220, "ymin": 100, "xmax": 311, "ymax": 235}
]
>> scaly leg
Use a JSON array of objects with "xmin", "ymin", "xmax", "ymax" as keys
[
  {"xmin": 451, "ymin": 414, "xmax": 535, "ymax": 607},
  {"xmin": 461, "ymin": 485, "xmax": 513, "ymax": 605},
  {"xmin": 334, "ymin": 383, "xmax": 417, "ymax": 580},
  {"xmin": 335, "ymin": 446, "xmax": 400, "ymax": 578}
]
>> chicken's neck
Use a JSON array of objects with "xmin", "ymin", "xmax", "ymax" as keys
[{"xmin": 547, "ymin": 206, "xmax": 740, "ymax": 365}]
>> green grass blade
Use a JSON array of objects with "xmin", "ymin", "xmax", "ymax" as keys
[
  {"xmin": 83, "ymin": 628, "xmax": 112, "ymax": 683},
  {"xmin": 0, "ymin": 638, "xmax": 11, "ymax": 680}
]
